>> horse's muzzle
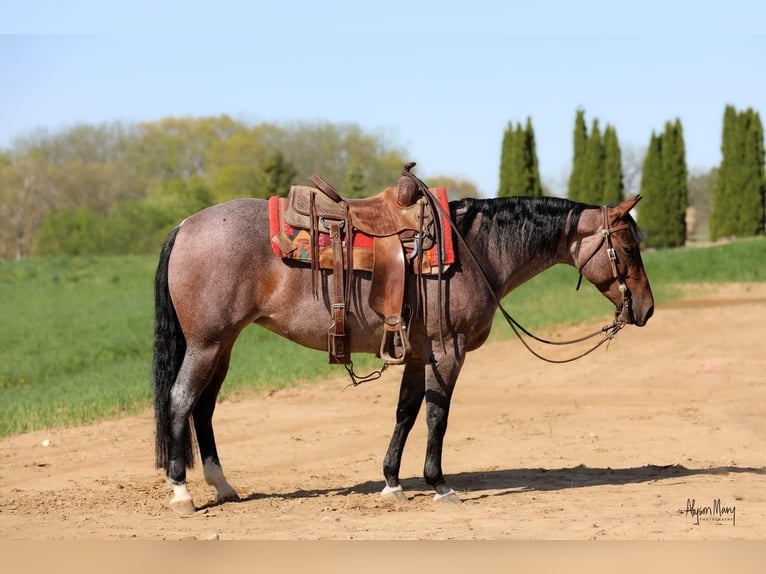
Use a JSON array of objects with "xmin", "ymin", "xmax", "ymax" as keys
[{"xmin": 617, "ymin": 298, "xmax": 653, "ymax": 327}]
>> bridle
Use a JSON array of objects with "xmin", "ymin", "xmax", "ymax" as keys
[
  {"xmin": 434, "ymin": 200, "xmax": 634, "ymax": 364},
  {"xmin": 574, "ymin": 205, "xmax": 634, "ymax": 326}
]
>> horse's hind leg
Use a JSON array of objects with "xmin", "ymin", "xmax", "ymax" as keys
[
  {"xmin": 193, "ymin": 346, "xmax": 239, "ymax": 505},
  {"xmin": 381, "ymin": 360, "xmax": 426, "ymax": 501},
  {"xmin": 166, "ymin": 345, "xmax": 223, "ymax": 514}
]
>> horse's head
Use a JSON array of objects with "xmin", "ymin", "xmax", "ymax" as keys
[{"xmin": 574, "ymin": 195, "xmax": 654, "ymax": 327}]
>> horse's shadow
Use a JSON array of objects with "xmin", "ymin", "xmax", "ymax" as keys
[{"xmin": 200, "ymin": 464, "xmax": 765, "ymax": 510}]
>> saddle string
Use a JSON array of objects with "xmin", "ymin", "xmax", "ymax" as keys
[
  {"xmin": 400, "ymin": 166, "xmax": 446, "ymax": 351},
  {"xmin": 428, "ymin": 198, "xmax": 625, "ymax": 363},
  {"xmin": 343, "ymin": 362, "xmax": 389, "ymax": 387}
]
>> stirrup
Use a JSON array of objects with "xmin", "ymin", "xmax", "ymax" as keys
[{"xmin": 379, "ymin": 317, "xmax": 411, "ymax": 365}]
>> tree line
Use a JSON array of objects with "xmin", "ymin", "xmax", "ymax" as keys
[
  {"xmin": 499, "ymin": 105, "xmax": 765, "ymax": 248},
  {"xmin": 0, "ymin": 117, "xmax": 480, "ymax": 260},
  {"xmin": 2, "ymin": 106, "xmax": 764, "ymax": 259}
]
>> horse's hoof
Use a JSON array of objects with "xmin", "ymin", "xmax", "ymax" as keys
[
  {"xmin": 381, "ymin": 484, "xmax": 408, "ymax": 502},
  {"xmin": 433, "ymin": 489, "xmax": 461, "ymax": 504},
  {"xmin": 215, "ymin": 490, "xmax": 241, "ymax": 505},
  {"xmin": 169, "ymin": 498, "xmax": 197, "ymax": 515}
]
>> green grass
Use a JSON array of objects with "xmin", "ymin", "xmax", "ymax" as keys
[{"xmin": 1, "ymin": 236, "xmax": 764, "ymax": 437}]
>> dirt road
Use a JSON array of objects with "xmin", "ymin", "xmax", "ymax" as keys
[{"xmin": 1, "ymin": 284, "xmax": 764, "ymax": 540}]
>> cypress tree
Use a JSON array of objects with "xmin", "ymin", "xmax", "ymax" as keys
[
  {"xmin": 661, "ymin": 119, "xmax": 688, "ymax": 246},
  {"xmin": 499, "ymin": 118, "xmax": 542, "ymax": 197},
  {"xmin": 581, "ymin": 119, "xmax": 604, "ymax": 205},
  {"xmin": 738, "ymin": 109, "xmax": 766, "ymax": 235},
  {"xmin": 508, "ymin": 122, "xmax": 526, "ymax": 197},
  {"xmin": 711, "ymin": 105, "xmax": 739, "ymax": 239},
  {"xmin": 524, "ymin": 117, "xmax": 543, "ymax": 197},
  {"xmin": 638, "ymin": 120, "xmax": 688, "ymax": 247},
  {"xmin": 568, "ymin": 108, "xmax": 588, "ymax": 201},
  {"xmin": 602, "ymin": 124, "xmax": 625, "ymax": 205},
  {"xmin": 498, "ymin": 121, "xmax": 515, "ymax": 197},
  {"xmin": 638, "ymin": 132, "xmax": 662, "ymax": 245},
  {"xmin": 710, "ymin": 105, "xmax": 765, "ymax": 239}
]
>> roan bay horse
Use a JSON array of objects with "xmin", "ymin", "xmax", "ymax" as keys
[{"xmin": 153, "ymin": 179, "xmax": 654, "ymax": 513}]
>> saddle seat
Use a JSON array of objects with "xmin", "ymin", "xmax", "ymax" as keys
[
  {"xmin": 283, "ymin": 183, "xmax": 434, "ymax": 245},
  {"xmin": 275, "ymin": 163, "xmax": 444, "ymax": 366}
]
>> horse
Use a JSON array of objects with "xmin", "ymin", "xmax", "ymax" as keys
[{"xmin": 152, "ymin": 187, "xmax": 654, "ymax": 514}]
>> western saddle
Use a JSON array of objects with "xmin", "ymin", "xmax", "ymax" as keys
[{"xmin": 275, "ymin": 162, "xmax": 443, "ymax": 366}]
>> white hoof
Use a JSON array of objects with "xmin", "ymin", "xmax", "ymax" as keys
[
  {"xmin": 169, "ymin": 481, "xmax": 196, "ymax": 514},
  {"xmin": 169, "ymin": 497, "xmax": 197, "ymax": 515},
  {"xmin": 433, "ymin": 488, "xmax": 461, "ymax": 504},
  {"xmin": 381, "ymin": 484, "xmax": 408, "ymax": 502}
]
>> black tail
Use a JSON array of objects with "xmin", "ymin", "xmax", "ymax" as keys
[{"xmin": 152, "ymin": 226, "xmax": 194, "ymax": 470}]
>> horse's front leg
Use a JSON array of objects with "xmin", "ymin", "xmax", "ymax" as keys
[
  {"xmin": 381, "ymin": 360, "xmax": 426, "ymax": 501},
  {"xmin": 423, "ymin": 339, "xmax": 465, "ymax": 502}
]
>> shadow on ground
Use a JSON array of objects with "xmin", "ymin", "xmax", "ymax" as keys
[{"xmin": 198, "ymin": 464, "xmax": 764, "ymax": 510}]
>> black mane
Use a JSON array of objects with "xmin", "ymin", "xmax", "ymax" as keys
[{"xmin": 452, "ymin": 196, "xmax": 595, "ymax": 258}]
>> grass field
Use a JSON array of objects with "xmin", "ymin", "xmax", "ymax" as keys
[{"xmin": 1, "ymin": 237, "xmax": 764, "ymax": 437}]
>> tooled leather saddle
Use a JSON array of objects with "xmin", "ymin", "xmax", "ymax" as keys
[{"xmin": 270, "ymin": 162, "xmax": 448, "ymax": 365}]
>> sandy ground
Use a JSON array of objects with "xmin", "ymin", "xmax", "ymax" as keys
[{"xmin": 1, "ymin": 283, "xmax": 764, "ymax": 540}]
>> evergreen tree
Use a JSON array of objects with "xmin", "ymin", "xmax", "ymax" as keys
[
  {"xmin": 711, "ymin": 106, "xmax": 766, "ymax": 239},
  {"xmin": 260, "ymin": 150, "xmax": 298, "ymax": 198},
  {"xmin": 638, "ymin": 119, "xmax": 689, "ymax": 247},
  {"xmin": 524, "ymin": 117, "xmax": 543, "ymax": 197},
  {"xmin": 581, "ymin": 119, "xmax": 604, "ymax": 205},
  {"xmin": 711, "ymin": 105, "xmax": 738, "ymax": 239},
  {"xmin": 568, "ymin": 108, "xmax": 587, "ymax": 201},
  {"xmin": 498, "ymin": 117, "xmax": 542, "ymax": 197},
  {"xmin": 638, "ymin": 132, "xmax": 662, "ymax": 245},
  {"xmin": 498, "ymin": 121, "xmax": 515, "ymax": 197},
  {"xmin": 663, "ymin": 119, "xmax": 689, "ymax": 244},
  {"xmin": 344, "ymin": 162, "xmax": 367, "ymax": 198},
  {"xmin": 509, "ymin": 122, "xmax": 527, "ymax": 196},
  {"xmin": 738, "ymin": 109, "xmax": 766, "ymax": 235},
  {"xmin": 602, "ymin": 124, "xmax": 625, "ymax": 205}
]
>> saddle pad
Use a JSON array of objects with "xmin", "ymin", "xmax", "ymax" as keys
[{"xmin": 269, "ymin": 187, "xmax": 455, "ymax": 273}]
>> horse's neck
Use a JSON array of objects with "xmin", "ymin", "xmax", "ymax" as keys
[{"xmin": 462, "ymin": 200, "xmax": 575, "ymax": 297}]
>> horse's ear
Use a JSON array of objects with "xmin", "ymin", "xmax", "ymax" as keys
[{"xmin": 614, "ymin": 194, "xmax": 641, "ymax": 218}]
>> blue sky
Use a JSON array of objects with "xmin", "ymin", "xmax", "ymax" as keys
[{"xmin": 2, "ymin": 1, "xmax": 765, "ymax": 196}]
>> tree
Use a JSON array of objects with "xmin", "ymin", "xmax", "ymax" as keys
[
  {"xmin": 602, "ymin": 125, "xmax": 625, "ymax": 205},
  {"xmin": 498, "ymin": 118, "xmax": 542, "ymax": 197},
  {"xmin": 498, "ymin": 121, "xmax": 518, "ymax": 197},
  {"xmin": 344, "ymin": 162, "xmax": 367, "ymax": 198},
  {"xmin": 426, "ymin": 175, "xmax": 479, "ymax": 199},
  {"xmin": 3, "ymin": 117, "xmax": 413, "ymax": 259},
  {"xmin": 637, "ymin": 119, "xmax": 688, "ymax": 247},
  {"xmin": 637, "ymin": 132, "xmax": 662, "ymax": 244},
  {"xmin": 524, "ymin": 117, "xmax": 543, "ymax": 197},
  {"xmin": 662, "ymin": 119, "xmax": 689, "ymax": 244},
  {"xmin": 568, "ymin": 108, "xmax": 588, "ymax": 201},
  {"xmin": 259, "ymin": 151, "xmax": 298, "ymax": 198},
  {"xmin": 711, "ymin": 105, "xmax": 766, "ymax": 239},
  {"xmin": 581, "ymin": 119, "xmax": 604, "ymax": 205}
]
